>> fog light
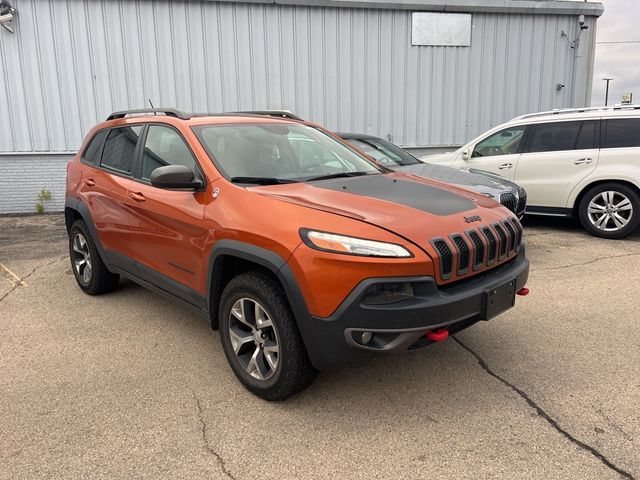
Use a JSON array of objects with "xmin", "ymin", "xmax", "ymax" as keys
[
  {"xmin": 361, "ymin": 331, "xmax": 373, "ymax": 344},
  {"xmin": 362, "ymin": 283, "xmax": 414, "ymax": 305}
]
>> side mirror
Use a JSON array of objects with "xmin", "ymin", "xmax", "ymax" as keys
[
  {"xmin": 461, "ymin": 149, "xmax": 470, "ymax": 161},
  {"xmin": 150, "ymin": 165, "xmax": 202, "ymax": 189}
]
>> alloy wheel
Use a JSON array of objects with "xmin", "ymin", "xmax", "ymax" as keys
[
  {"xmin": 587, "ymin": 190, "xmax": 633, "ymax": 232},
  {"xmin": 72, "ymin": 233, "xmax": 92, "ymax": 284},
  {"xmin": 228, "ymin": 298, "xmax": 280, "ymax": 380}
]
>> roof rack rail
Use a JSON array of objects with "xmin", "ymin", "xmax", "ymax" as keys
[
  {"xmin": 227, "ymin": 110, "xmax": 303, "ymax": 120},
  {"xmin": 513, "ymin": 104, "xmax": 640, "ymax": 121},
  {"xmin": 106, "ymin": 108, "xmax": 191, "ymax": 121}
]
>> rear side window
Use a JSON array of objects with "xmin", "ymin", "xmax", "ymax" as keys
[
  {"xmin": 82, "ymin": 130, "xmax": 108, "ymax": 165},
  {"xmin": 575, "ymin": 120, "xmax": 598, "ymax": 150},
  {"xmin": 141, "ymin": 125, "xmax": 200, "ymax": 181},
  {"xmin": 528, "ymin": 121, "xmax": 582, "ymax": 153},
  {"xmin": 101, "ymin": 126, "xmax": 143, "ymax": 174},
  {"xmin": 605, "ymin": 118, "xmax": 640, "ymax": 148}
]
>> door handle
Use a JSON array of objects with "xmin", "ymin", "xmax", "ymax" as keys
[
  {"xmin": 128, "ymin": 192, "xmax": 146, "ymax": 202},
  {"xmin": 574, "ymin": 157, "xmax": 593, "ymax": 165},
  {"xmin": 85, "ymin": 178, "xmax": 96, "ymax": 187},
  {"xmin": 498, "ymin": 163, "xmax": 513, "ymax": 170}
]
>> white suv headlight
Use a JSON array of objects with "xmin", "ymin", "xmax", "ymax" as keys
[{"xmin": 300, "ymin": 229, "xmax": 412, "ymax": 258}]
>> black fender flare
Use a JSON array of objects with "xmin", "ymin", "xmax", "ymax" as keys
[
  {"xmin": 64, "ymin": 198, "xmax": 109, "ymax": 266},
  {"xmin": 206, "ymin": 240, "xmax": 323, "ymax": 369}
]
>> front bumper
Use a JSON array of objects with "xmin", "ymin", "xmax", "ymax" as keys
[{"xmin": 304, "ymin": 247, "xmax": 529, "ymax": 370}]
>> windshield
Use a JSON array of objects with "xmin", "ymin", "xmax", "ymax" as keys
[
  {"xmin": 193, "ymin": 124, "xmax": 381, "ymax": 183},
  {"xmin": 346, "ymin": 137, "xmax": 421, "ymax": 167}
]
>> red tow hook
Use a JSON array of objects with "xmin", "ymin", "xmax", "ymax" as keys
[
  {"xmin": 517, "ymin": 287, "xmax": 530, "ymax": 296},
  {"xmin": 426, "ymin": 328, "xmax": 449, "ymax": 342}
]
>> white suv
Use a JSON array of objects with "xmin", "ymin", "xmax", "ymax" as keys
[{"xmin": 422, "ymin": 106, "xmax": 640, "ymax": 238}]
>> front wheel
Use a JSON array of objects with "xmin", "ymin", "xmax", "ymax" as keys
[
  {"xmin": 219, "ymin": 271, "xmax": 316, "ymax": 401},
  {"xmin": 578, "ymin": 183, "xmax": 640, "ymax": 239},
  {"xmin": 69, "ymin": 220, "xmax": 120, "ymax": 294}
]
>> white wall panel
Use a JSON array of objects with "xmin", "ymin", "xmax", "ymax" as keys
[{"xmin": 0, "ymin": 0, "xmax": 598, "ymax": 152}]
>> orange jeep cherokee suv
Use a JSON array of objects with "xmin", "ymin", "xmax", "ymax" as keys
[{"xmin": 65, "ymin": 108, "xmax": 529, "ymax": 400}]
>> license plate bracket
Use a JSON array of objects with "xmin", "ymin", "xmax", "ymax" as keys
[{"xmin": 481, "ymin": 279, "xmax": 517, "ymax": 320}]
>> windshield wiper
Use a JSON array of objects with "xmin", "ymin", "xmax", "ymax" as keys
[
  {"xmin": 230, "ymin": 176, "xmax": 298, "ymax": 185},
  {"xmin": 305, "ymin": 171, "xmax": 373, "ymax": 182}
]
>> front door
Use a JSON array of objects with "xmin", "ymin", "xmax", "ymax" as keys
[
  {"xmin": 515, "ymin": 120, "xmax": 599, "ymax": 207},
  {"xmin": 125, "ymin": 124, "xmax": 208, "ymax": 298},
  {"xmin": 459, "ymin": 125, "xmax": 528, "ymax": 180}
]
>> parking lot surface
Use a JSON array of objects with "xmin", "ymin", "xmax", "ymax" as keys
[{"xmin": 1, "ymin": 214, "xmax": 639, "ymax": 479}]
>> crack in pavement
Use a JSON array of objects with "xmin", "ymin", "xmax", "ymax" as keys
[
  {"xmin": 536, "ymin": 252, "xmax": 640, "ymax": 272},
  {"xmin": 453, "ymin": 337, "xmax": 635, "ymax": 480},
  {"xmin": 0, "ymin": 256, "xmax": 66, "ymax": 304},
  {"xmin": 193, "ymin": 392, "xmax": 237, "ymax": 480}
]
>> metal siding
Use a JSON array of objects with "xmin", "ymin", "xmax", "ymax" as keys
[{"xmin": 0, "ymin": 0, "xmax": 597, "ymax": 153}]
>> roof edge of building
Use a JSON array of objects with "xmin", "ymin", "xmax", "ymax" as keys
[{"xmin": 206, "ymin": 0, "xmax": 604, "ymax": 16}]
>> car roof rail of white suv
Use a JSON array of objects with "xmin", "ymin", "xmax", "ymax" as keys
[{"xmin": 513, "ymin": 104, "xmax": 640, "ymax": 121}]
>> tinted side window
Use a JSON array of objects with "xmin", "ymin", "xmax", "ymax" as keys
[
  {"xmin": 605, "ymin": 118, "xmax": 640, "ymax": 148},
  {"xmin": 472, "ymin": 126, "xmax": 526, "ymax": 158},
  {"xmin": 101, "ymin": 126, "xmax": 142, "ymax": 174},
  {"xmin": 82, "ymin": 130, "xmax": 108, "ymax": 165},
  {"xmin": 575, "ymin": 120, "xmax": 598, "ymax": 150},
  {"xmin": 346, "ymin": 139, "xmax": 398, "ymax": 165},
  {"xmin": 528, "ymin": 121, "xmax": 581, "ymax": 153},
  {"xmin": 141, "ymin": 125, "xmax": 199, "ymax": 181}
]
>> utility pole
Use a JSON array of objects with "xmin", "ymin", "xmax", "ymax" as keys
[{"xmin": 603, "ymin": 78, "xmax": 613, "ymax": 106}]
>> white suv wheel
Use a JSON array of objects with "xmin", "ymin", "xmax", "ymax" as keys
[
  {"xmin": 587, "ymin": 190, "xmax": 633, "ymax": 232},
  {"xmin": 579, "ymin": 183, "xmax": 640, "ymax": 239}
]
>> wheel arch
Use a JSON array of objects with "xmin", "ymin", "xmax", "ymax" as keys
[
  {"xmin": 64, "ymin": 198, "xmax": 109, "ymax": 261},
  {"xmin": 571, "ymin": 179, "xmax": 640, "ymax": 215},
  {"xmin": 206, "ymin": 240, "xmax": 321, "ymax": 367}
]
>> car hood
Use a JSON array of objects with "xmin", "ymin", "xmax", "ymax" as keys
[
  {"xmin": 251, "ymin": 172, "xmax": 512, "ymax": 247},
  {"xmin": 418, "ymin": 151, "xmax": 459, "ymax": 164},
  {"xmin": 396, "ymin": 163, "xmax": 517, "ymax": 197}
]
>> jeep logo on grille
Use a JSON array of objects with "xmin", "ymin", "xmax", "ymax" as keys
[{"xmin": 464, "ymin": 215, "xmax": 482, "ymax": 223}]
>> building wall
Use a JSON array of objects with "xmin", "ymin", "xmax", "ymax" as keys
[
  {"xmin": 0, "ymin": 154, "xmax": 72, "ymax": 214},
  {"xmin": 0, "ymin": 0, "xmax": 599, "ymax": 213}
]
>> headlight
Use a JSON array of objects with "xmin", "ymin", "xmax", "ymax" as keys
[{"xmin": 300, "ymin": 229, "xmax": 412, "ymax": 258}]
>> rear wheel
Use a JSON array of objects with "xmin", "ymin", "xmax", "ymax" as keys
[
  {"xmin": 69, "ymin": 220, "xmax": 120, "ymax": 294},
  {"xmin": 579, "ymin": 183, "xmax": 640, "ymax": 239},
  {"xmin": 219, "ymin": 271, "xmax": 316, "ymax": 401}
]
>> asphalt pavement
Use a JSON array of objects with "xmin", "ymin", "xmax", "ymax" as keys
[{"xmin": 1, "ymin": 214, "xmax": 638, "ymax": 479}]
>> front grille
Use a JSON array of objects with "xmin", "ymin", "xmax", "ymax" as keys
[
  {"xmin": 502, "ymin": 220, "xmax": 516, "ymax": 253},
  {"xmin": 499, "ymin": 192, "xmax": 518, "ymax": 214},
  {"xmin": 481, "ymin": 227, "xmax": 498, "ymax": 264},
  {"xmin": 430, "ymin": 219, "xmax": 521, "ymax": 282},
  {"xmin": 509, "ymin": 216, "xmax": 524, "ymax": 249},
  {"xmin": 451, "ymin": 234, "xmax": 470, "ymax": 275},
  {"xmin": 431, "ymin": 239, "xmax": 453, "ymax": 279},
  {"xmin": 466, "ymin": 230, "xmax": 485, "ymax": 270},
  {"xmin": 492, "ymin": 223, "xmax": 508, "ymax": 259},
  {"xmin": 516, "ymin": 188, "xmax": 527, "ymax": 215}
]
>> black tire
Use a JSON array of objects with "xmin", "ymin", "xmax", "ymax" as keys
[
  {"xmin": 219, "ymin": 271, "xmax": 316, "ymax": 401},
  {"xmin": 69, "ymin": 220, "xmax": 120, "ymax": 295},
  {"xmin": 578, "ymin": 183, "xmax": 640, "ymax": 239}
]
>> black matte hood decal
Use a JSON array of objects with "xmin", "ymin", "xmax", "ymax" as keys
[{"xmin": 313, "ymin": 174, "xmax": 476, "ymax": 216}]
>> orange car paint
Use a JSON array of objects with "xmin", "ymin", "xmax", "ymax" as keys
[{"xmin": 68, "ymin": 114, "xmax": 520, "ymax": 318}]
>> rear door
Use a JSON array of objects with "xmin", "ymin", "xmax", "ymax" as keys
[
  {"xmin": 81, "ymin": 126, "xmax": 142, "ymax": 260},
  {"xmin": 514, "ymin": 120, "xmax": 599, "ymax": 207},
  {"xmin": 598, "ymin": 117, "xmax": 640, "ymax": 175},
  {"xmin": 125, "ymin": 124, "xmax": 208, "ymax": 298},
  {"xmin": 459, "ymin": 125, "xmax": 528, "ymax": 180}
]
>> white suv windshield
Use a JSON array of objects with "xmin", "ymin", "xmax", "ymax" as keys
[{"xmin": 193, "ymin": 123, "xmax": 381, "ymax": 182}]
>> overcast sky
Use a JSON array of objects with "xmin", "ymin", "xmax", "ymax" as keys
[{"xmin": 591, "ymin": 0, "xmax": 640, "ymax": 105}]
